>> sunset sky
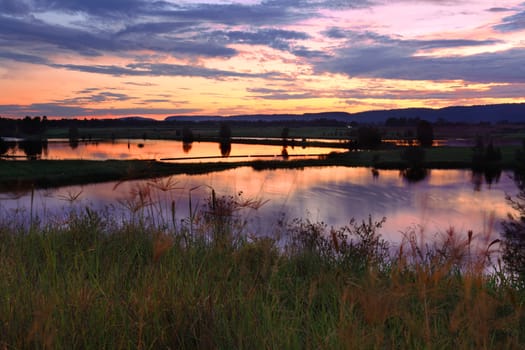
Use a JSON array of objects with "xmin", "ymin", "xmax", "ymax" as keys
[{"xmin": 1, "ymin": 0, "xmax": 524, "ymax": 119}]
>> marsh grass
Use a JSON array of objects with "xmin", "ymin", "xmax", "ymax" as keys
[{"xmin": 0, "ymin": 191, "xmax": 524, "ymax": 349}]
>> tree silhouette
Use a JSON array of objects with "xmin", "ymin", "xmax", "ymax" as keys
[
  {"xmin": 68, "ymin": 126, "xmax": 79, "ymax": 149},
  {"xmin": 0, "ymin": 138, "xmax": 9, "ymax": 155},
  {"xmin": 356, "ymin": 126, "xmax": 382, "ymax": 149},
  {"xmin": 20, "ymin": 116, "xmax": 45, "ymax": 135},
  {"xmin": 400, "ymin": 146, "xmax": 428, "ymax": 183},
  {"xmin": 416, "ymin": 120, "xmax": 434, "ymax": 147},
  {"xmin": 219, "ymin": 122, "xmax": 232, "ymax": 140},
  {"xmin": 18, "ymin": 139, "xmax": 45, "ymax": 160},
  {"xmin": 281, "ymin": 127, "xmax": 290, "ymax": 147},
  {"xmin": 182, "ymin": 126, "xmax": 194, "ymax": 144}
]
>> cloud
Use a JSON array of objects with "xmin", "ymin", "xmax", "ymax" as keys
[
  {"xmin": 148, "ymin": 2, "xmax": 307, "ymax": 26},
  {"xmin": 57, "ymin": 91, "xmax": 134, "ymax": 105},
  {"xmin": 247, "ymin": 87, "xmax": 325, "ymax": 100},
  {"xmin": 336, "ymin": 83, "xmax": 525, "ymax": 101},
  {"xmin": 29, "ymin": 0, "xmax": 163, "ymax": 18},
  {"xmin": 0, "ymin": 14, "xmax": 238, "ymax": 59},
  {"xmin": 487, "ymin": 7, "xmax": 513, "ymax": 13},
  {"xmin": 124, "ymin": 82, "xmax": 157, "ymax": 86},
  {"xmin": 0, "ymin": 15, "xmax": 115, "ymax": 57},
  {"xmin": 0, "ymin": 51, "xmax": 50, "ymax": 65},
  {"xmin": 317, "ymin": 28, "xmax": 520, "ymax": 83},
  {"xmin": 494, "ymin": 9, "xmax": 525, "ymax": 32},
  {"xmin": 324, "ymin": 27, "xmax": 501, "ymax": 49},
  {"xmin": 0, "ymin": 0, "xmax": 30, "ymax": 15},
  {"xmin": 0, "ymin": 103, "xmax": 201, "ymax": 118},
  {"xmin": 142, "ymin": 99, "xmax": 171, "ymax": 103},
  {"xmin": 319, "ymin": 45, "xmax": 525, "ymax": 83},
  {"xmin": 0, "ymin": 2, "xmax": 371, "ymax": 66},
  {"xmin": 209, "ymin": 28, "xmax": 311, "ymax": 55},
  {"xmin": 51, "ymin": 62, "xmax": 281, "ymax": 79},
  {"xmin": 292, "ymin": 47, "xmax": 330, "ymax": 58},
  {"xmin": 247, "ymin": 82, "xmax": 525, "ymax": 103}
]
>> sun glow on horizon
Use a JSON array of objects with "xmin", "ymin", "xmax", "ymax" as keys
[{"xmin": 0, "ymin": 0, "xmax": 524, "ymax": 119}]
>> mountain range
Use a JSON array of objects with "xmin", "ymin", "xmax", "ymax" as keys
[{"xmin": 127, "ymin": 103, "xmax": 525, "ymax": 124}]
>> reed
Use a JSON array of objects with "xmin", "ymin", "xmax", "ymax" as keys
[{"xmin": 0, "ymin": 192, "xmax": 523, "ymax": 349}]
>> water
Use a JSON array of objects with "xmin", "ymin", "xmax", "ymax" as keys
[
  {"xmin": 0, "ymin": 139, "xmax": 343, "ymax": 162},
  {"xmin": 0, "ymin": 167, "xmax": 517, "ymax": 248}
]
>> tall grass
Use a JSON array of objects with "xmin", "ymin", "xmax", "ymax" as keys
[{"xmin": 0, "ymin": 189, "xmax": 524, "ymax": 349}]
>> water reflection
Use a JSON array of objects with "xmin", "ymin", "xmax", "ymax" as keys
[
  {"xmin": 0, "ymin": 167, "xmax": 516, "ymax": 247},
  {"xmin": 0, "ymin": 139, "xmax": 16, "ymax": 156},
  {"xmin": 219, "ymin": 141, "xmax": 231, "ymax": 157},
  {"xmin": 0, "ymin": 139, "xmax": 342, "ymax": 162},
  {"xmin": 401, "ymin": 168, "xmax": 429, "ymax": 183},
  {"xmin": 182, "ymin": 142, "xmax": 192, "ymax": 153},
  {"xmin": 18, "ymin": 139, "xmax": 48, "ymax": 160},
  {"xmin": 471, "ymin": 167, "xmax": 502, "ymax": 191},
  {"xmin": 281, "ymin": 147, "xmax": 289, "ymax": 160}
]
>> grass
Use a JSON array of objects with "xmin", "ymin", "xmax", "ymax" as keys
[
  {"xmin": 0, "ymin": 160, "xmax": 245, "ymax": 191},
  {"xmin": 0, "ymin": 191, "xmax": 524, "ymax": 349}
]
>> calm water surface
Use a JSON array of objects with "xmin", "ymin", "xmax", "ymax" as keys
[
  {"xmin": 0, "ymin": 167, "xmax": 517, "ymax": 247},
  {"xmin": 2, "ymin": 139, "xmax": 342, "ymax": 162}
]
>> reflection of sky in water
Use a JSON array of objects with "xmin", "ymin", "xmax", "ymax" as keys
[
  {"xmin": 0, "ymin": 167, "xmax": 518, "ymax": 247},
  {"xmin": 7, "ymin": 139, "xmax": 342, "ymax": 162}
]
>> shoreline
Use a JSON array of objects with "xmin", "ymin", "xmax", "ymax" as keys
[{"xmin": 0, "ymin": 146, "xmax": 518, "ymax": 191}]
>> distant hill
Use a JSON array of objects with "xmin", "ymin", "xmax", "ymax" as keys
[
  {"xmin": 161, "ymin": 103, "xmax": 525, "ymax": 124},
  {"xmin": 118, "ymin": 116, "xmax": 157, "ymax": 122},
  {"xmin": 350, "ymin": 103, "xmax": 525, "ymax": 123},
  {"xmin": 164, "ymin": 112, "xmax": 356, "ymax": 123}
]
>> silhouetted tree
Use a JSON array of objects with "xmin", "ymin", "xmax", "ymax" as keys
[
  {"xmin": 219, "ymin": 122, "xmax": 232, "ymax": 141},
  {"xmin": 401, "ymin": 146, "xmax": 425, "ymax": 167},
  {"xmin": 20, "ymin": 116, "xmax": 46, "ymax": 135},
  {"xmin": 400, "ymin": 146, "xmax": 428, "ymax": 183},
  {"xmin": 485, "ymin": 140, "xmax": 502, "ymax": 162},
  {"xmin": 472, "ymin": 136, "xmax": 502, "ymax": 185},
  {"xmin": 182, "ymin": 126, "xmax": 194, "ymax": 144},
  {"xmin": 416, "ymin": 120, "xmax": 434, "ymax": 147},
  {"xmin": 281, "ymin": 127, "xmax": 290, "ymax": 147},
  {"xmin": 0, "ymin": 138, "xmax": 8, "ymax": 156},
  {"xmin": 68, "ymin": 126, "xmax": 79, "ymax": 149},
  {"xmin": 281, "ymin": 127, "xmax": 289, "ymax": 139},
  {"xmin": 356, "ymin": 126, "xmax": 382, "ymax": 149},
  {"xmin": 18, "ymin": 139, "xmax": 45, "ymax": 160}
]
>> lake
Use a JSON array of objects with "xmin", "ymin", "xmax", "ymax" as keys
[
  {"xmin": 0, "ymin": 166, "xmax": 517, "ymax": 249},
  {"xmin": 0, "ymin": 138, "xmax": 343, "ymax": 162}
]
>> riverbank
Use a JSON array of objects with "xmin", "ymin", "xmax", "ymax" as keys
[
  {"xmin": 0, "ymin": 204, "xmax": 522, "ymax": 348},
  {"xmin": 0, "ymin": 146, "xmax": 520, "ymax": 190}
]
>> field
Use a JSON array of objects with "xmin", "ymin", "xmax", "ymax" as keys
[
  {"xmin": 0, "ymin": 197, "xmax": 524, "ymax": 348},
  {"xmin": 2, "ymin": 120, "xmax": 525, "ymax": 348}
]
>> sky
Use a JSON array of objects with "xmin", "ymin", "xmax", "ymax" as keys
[{"xmin": 0, "ymin": 0, "xmax": 524, "ymax": 119}]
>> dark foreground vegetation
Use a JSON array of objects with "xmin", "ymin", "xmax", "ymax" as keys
[{"xmin": 1, "ymin": 190, "xmax": 525, "ymax": 349}]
